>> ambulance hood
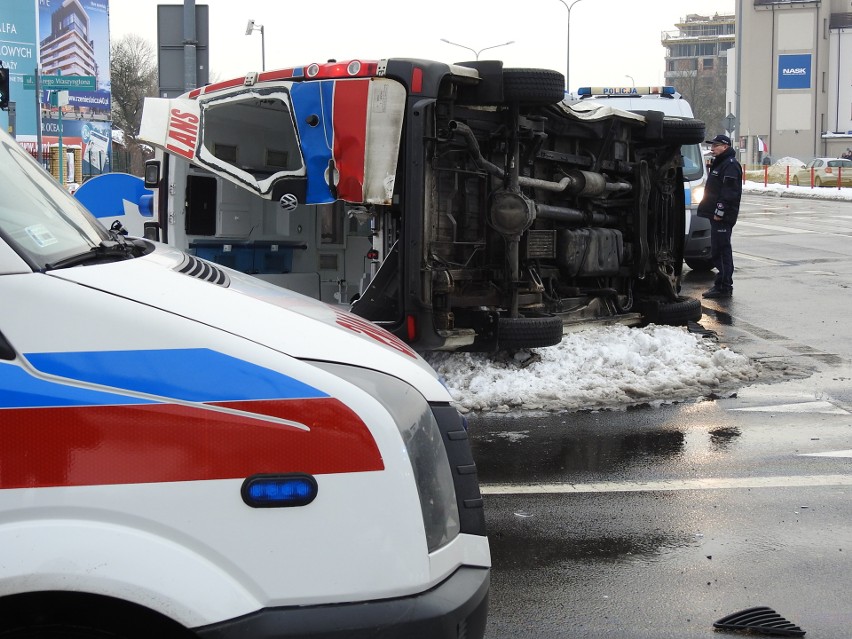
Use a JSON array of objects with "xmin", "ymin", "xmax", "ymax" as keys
[{"xmin": 48, "ymin": 244, "xmax": 450, "ymax": 401}]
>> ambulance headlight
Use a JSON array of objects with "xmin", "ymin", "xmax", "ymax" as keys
[{"xmin": 308, "ymin": 362, "xmax": 461, "ymax": 552}]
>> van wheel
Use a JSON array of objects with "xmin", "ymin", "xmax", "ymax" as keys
[
  {"xmin": 502, "ymin": 69, "xmax": 565, "ymax": 106},
  {"xmin": 0, "ymin": 626, "xmax": 127, "ymax": 638},
  {"xmin": 497, "ymin": 314, "xmax": 564, "ymax": 350},
  {"xmin": 815, "ymin": 177, "xmax": 822, "ymax": 187},
  {"xmin": 685, "ymin": 257, "xmax": 714, "ymax": 271},
  {"xmin": 633, "ymin": 112, "xmax": 705, "ymax": 145},
  {"xmin": 644, "ymin": 296, "xmax": 702, "ymax": 326},
  {"xmin": 659, "ymin": 117, "xmax": 706, "ymax": 145},
  {"xmin": 0, "ymin": 594, "xmax": 194, "ymax": 639}
]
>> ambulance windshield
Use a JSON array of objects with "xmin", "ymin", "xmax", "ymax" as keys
[{"xmin": 0, "ymin": 131, "xmax": 110, "ymax": 270}]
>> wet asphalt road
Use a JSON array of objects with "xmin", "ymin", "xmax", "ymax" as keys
[{"xmin": 472, "ymin": 194, "xmax": 852, "ymax": 639}]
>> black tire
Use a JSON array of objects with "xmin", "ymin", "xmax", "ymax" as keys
[
  {"xmin": 0, "ymin": 626, "xmax": 127, "ymax": 638},
  {"xmin": 645, "ymin": 296, "xmax": 702, "ymax": 326},
  {"xmin": 502, "ymin": 68, "xmax": 565, "ymax": 106},
  {"xmin": 792, "ymin": 176, "xmax": 799, "ymax": 186},
  {"xmin": 497, "ymin": 314, "xmax": 564, "ymax": 350},
  {"xmin": 642, "ymin": 297, "xmax": 702, "ymax": 326},
  {"xmin": 0, "ymin": 594, "xmax": 193, "ymax": 639},
  {"xmin": 685, "ymin": 257, "xmax": 714, "ymax": 271},
  {"xmin": 633, "ymin": 112, "xmax": 705, "ymax": 145},
  {"xmin": 660, "ymin": 116, "xmax": 706, "ymax": 145},
  {"xmin": 815, "ymin": 177, "xmax": 823, "ymax": 187}
]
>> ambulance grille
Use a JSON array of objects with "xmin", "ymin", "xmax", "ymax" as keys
[{"xmin": 176, "ymin": 255, "xmax": 231, "ymax": 287}]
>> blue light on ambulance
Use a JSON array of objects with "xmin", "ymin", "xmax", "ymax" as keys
[{"xmin": 241, "ymin": 474, "xmax": 318, "ymax": 508}]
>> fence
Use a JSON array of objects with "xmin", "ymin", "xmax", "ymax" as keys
[
  {"xmin": 741, "ymin": 164, "xmax": 850, "ymax": 189},
  {"xmin": 29, "ymin": 146, "xmax": 137, "ymax": 186}
]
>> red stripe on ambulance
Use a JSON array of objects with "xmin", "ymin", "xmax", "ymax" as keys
[
  {"xmin": 0, "ymin": 398, "xmax": 383, "ymax": 490},
  {"xmin": 165, "ymin": 108, "xmax": 199, "ymax": 160},
  {"xmin": 333, "ymin": 79, "xmax": 369, "ymax": 202}
]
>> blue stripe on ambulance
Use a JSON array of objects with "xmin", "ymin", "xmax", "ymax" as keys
[
  {"xmin": 23, "ymin": 348, "xmax": 329, "ymax": 403},
  {"xmin": 0, "ymin": 362, "xmax": 153, "ymax": 408},
  {"xmin": 290, "ymin": 80, "xmax": 335, "ymax": 204}
]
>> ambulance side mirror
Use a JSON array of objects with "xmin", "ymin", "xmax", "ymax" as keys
[{"xmin": 144, "ymin": 160, "xmax": 161, "ymax": 188}]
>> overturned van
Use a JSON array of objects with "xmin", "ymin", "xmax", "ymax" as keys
[{"xmin": 138, "ymin": 59, "xmax": 706, "ymax": 352}]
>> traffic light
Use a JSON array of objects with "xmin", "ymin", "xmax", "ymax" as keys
[{"xmin": 0, "ymin": 66, "xmax": 9, "ymax": 110}]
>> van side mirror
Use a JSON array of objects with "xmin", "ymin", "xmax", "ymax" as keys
[
  {"xmin": 143, "ymin": 221, "xmax": 161, "ymax": 242},
  {"xmin": 144, "ymin": 160, "xmax": 161, "ymax": 188}
]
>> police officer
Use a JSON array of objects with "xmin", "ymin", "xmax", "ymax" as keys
[{"xmin": 698, "ymin": 134, "xmax": 742, "ymax": 299}]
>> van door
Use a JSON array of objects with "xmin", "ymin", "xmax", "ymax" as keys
[{"xmin": 139, "ymin": 79, "xmax": 407, "ymax": 208}]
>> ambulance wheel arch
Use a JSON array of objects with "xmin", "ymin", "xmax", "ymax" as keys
[
  {"xmin": 0, "ymin": 522, "xmax": 262, "ymax": 635},
  {"xmin": 0, "ymin": 591, "xmax": 196, "ymax": 639}
]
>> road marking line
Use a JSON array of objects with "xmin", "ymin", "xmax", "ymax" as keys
[
  {"xmin": 801, "ymin": 450, "xmax": 852, "ymax": 458},
  {"xmin": 730, "ymin": 400, "xmax": 848, "ymax": 414},
  {"xmin": 732, "ymin": 252, "xmax": 785, "ymax": 265},
  {"xmin": 738, "ymin": 221, "xmax": 814, "ymax": 234},
  {"xmin": 738, "ymin": 220, "xmax": 852, "ymax": 238},
  {"xmin": 480, "ymin": 474, "xmax": 852, "ymax": 495}
]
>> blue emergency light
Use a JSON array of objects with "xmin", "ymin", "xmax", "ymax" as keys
[{"xmin": 241, "ymin": 474, "xmax": 318, "ymax": 508}]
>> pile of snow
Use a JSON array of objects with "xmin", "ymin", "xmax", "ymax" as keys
[
  {"xmin": 423, "ymin": 324, "xmax": 759, "ymax": 414},
  {"xmin": 743, "ymin": 180, "xmax": 852, "ymax": 201}
]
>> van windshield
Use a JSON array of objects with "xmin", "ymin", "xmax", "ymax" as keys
[{"xmin": 0, "ymin": 133, "xmax": 109, "ymax": 270}]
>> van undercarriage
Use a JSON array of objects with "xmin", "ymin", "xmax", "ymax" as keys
[{"xmin": 352, "ymin": 63, "xmax": 705, "ymax": 351}]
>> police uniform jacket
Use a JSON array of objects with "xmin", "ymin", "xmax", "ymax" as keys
[{"xmin": 697, "ymin": 146, "xmax": 742, "ymax": 225}]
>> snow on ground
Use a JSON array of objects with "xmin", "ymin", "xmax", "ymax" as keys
[
  {"xmin": 743, "ymin": 181, "xmax": 852, "ymax": 201},
  {"xmin": 423, "ymin": 325, "xmax": 759, "ymax": 415}
]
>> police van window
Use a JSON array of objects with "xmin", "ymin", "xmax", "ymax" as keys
[{"xmin": 681, "ymin": 144, "xmax": 705, "ymax": 182}]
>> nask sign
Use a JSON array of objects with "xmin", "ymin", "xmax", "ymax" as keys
[{"xmin": 778, "ymin": 54, "xmax": 812, "ymax": 89}]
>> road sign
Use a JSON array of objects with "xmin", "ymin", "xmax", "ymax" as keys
[
  {"xmin": 724, "ymin": 112, "xmax": 737, "ymax": 133},
  {"xmin": 23, "ymin": 75, "xmax": 97, "ymax": 92}
]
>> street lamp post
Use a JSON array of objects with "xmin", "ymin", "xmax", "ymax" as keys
[
  {"xmin": 245, "ymin": 19, "xmax": 265, "ymax": 71},
  {"xmin": 440, "ymin": 38, "xmax": 515, "ymax": 60},
  {"xmin": 625, "ymin": 74, "xmax": 635, "ymax": 87},
  {"xmin": 554, "ymin": 0, "xmax": 585, "ymax": 92}
]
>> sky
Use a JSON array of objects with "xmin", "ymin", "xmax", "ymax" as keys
[{"xmin": 107, "ymin": 0, "xmax": 735, "ymax": 90}]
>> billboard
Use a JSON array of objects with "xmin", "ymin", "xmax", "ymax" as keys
[
  {"xmin": 778, "ymin": 54, "xmax": 812, "ymax": 90},
  {"xmin": 0, "ymin": 0, "xmax": 39, "ymax": 135},
  {"xmin": 0, "ymin": 0, "xmax": 112, "ymax": 176},
  {"xmin": 39, "ymin": 0, "xmax": 112, "ymax": 174}
]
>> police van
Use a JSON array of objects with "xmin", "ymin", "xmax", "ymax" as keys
[
  {"xmin": 0, "ymin": 125, "xmax": 490, "ymax": 638},
  {"xmin": 568, "ymin": 86, "xmax": 713, "ymax": 271}
]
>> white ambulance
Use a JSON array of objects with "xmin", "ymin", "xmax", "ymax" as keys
[
  {"xmin": 568, "ymin": 86, "xmax": 713, "ymax": 271},
  {"xmin": 0, "ymin": 126, "xmax": 490, "ymax": 638}
]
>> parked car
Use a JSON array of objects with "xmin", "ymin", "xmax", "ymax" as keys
[
  {"xmin": 792, "ymin": 158, "xmax": 852, "ymax": 187},
  {"xmin": 0, "ymin": 125, "xmax": 489, "ymax": 639}
]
